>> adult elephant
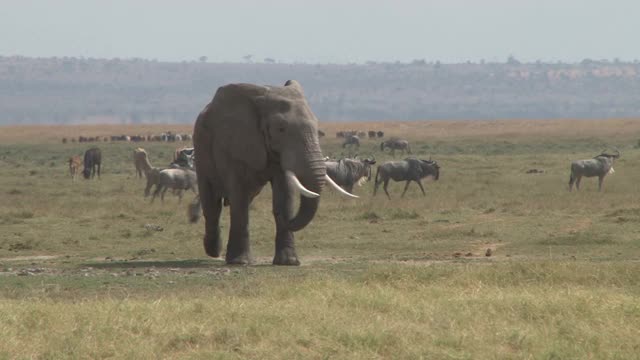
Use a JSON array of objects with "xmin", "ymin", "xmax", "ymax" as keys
[{"xmin": 191, "ymin": 80, "xmax": 356, "ymax": 265}]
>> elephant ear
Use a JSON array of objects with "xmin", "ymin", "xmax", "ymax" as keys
[{"xmin": 209, "ymin": 84, "xmax": 270, "ymax": 172}]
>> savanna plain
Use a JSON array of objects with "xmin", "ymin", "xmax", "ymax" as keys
[{"xmin": 2, "ymin": 119, "xmax": 640, "ymax": 359}]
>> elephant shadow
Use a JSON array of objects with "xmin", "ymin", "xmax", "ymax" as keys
[{"xmin": 81, "ymin": 258, "xmax": 225, "ymax": 270}]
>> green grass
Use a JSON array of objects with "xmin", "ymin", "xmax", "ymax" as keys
[{"xmin": 2, "ymin": 123, "xmax": 640, "ymax": 358}]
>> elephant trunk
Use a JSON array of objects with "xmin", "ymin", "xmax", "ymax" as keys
[{"xmin": 287, "ymin": 152, "xmax": 326, "ymax": 232}]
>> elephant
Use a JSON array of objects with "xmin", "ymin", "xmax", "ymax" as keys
[{"xmin": 190, "ymin": 80, "xmax": 356, "ymax": 266}]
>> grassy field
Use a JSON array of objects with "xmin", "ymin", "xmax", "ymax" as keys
[{"xmin": 2, "ymin": 119, "xmax": 640, "ymax": 359}]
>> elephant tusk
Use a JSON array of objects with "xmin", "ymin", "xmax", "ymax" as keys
[
  {"xmin": 324, "ymin": 174, "xmax": 359, "ymax": 198},
  {"xmin": 286, "ymin": 171, "xmax": 320, "ymax": 198}
]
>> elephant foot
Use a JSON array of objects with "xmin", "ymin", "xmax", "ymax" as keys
[
  {"xmin": 225, "ymin": 253, "xmax": 251, "ymax": 265},
  {"xmin": 273, "ymin": 247, "xmax": 300, "ymax": 266},
  {"xmin": 203, "ymin": 235, "xmax": 221, "ymax": 258}
]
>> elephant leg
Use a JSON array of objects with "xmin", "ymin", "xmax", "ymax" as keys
[
  {"xmin": 226, "ymin": 187, "xmax": 251, "ymax": 265},
  {"xmin": 383, "ymin": 179, "xmax": 391, "ymax": 200},
  {"xmin": 200, "ymin": 180, "xmax": 222, "ymax": 258},
  {"xmin": 416, "ymin": 180, "xmax": 426, "ymax": 196},
  {"xmin": 401, "ymin": 181, "xmax": 411, "ymax": 197},
  {"xmin": 271, "ymin": 172, "xmax": 299, "ymax": 266}
]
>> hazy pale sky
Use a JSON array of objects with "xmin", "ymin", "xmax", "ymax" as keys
[{"xmin": 1, "ymin": 0, "xmax": 638, "ymax": 63}]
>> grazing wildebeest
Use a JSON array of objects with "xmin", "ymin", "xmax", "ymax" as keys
[
  {"xmin": 82, "ymin": 147, "xmax": 102, "ymax": 179},
  {"xmin": 381, "ymin": 138, "xmax": 411, "ymax": 156},
  {"xmin": 68, "ymin": 155, "xmax": 82, "ymax": 181},
  {"xmin": 368, "ymin": 131, "xmax": 376, "ymax": 139},
  {"xmin": 377, "ymin": 131, "xmax": 384, "ymax": 138},
  {"xmin": 342, "ymin": 135, "xmax": 360, "ymax": 149},
  {"xmin": 373, "ymin": 158, "xmax": 440, "ymax": 199},
  {"xmin": 569, "ymin": 150, "xmax": 620, "ymax": 192},
  {"xmin": 151, "ymin": 168, "xmax": 198, "ymax": 203},
  {"xmin": 325, "ymin": 157, "xmax": 376, "ymax": 193},
  {"xmin": 336, "ymin": 131, "xmax": 345, "ymax": 138}
]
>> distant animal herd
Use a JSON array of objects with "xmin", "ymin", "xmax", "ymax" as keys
[{"xmin": 61, "ymin": 131, "xmax": 192, "ymax": 144}]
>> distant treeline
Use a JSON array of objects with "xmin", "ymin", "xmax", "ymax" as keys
[{"xmin": 1, "ymin": 56, "xmax": 640, "ymax": 125}]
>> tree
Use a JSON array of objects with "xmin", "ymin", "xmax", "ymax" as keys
[{"xmin": 199, "ymin": 56, "xmax": 208, "ymax": 63}]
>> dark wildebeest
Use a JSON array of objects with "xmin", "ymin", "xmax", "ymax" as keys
[
  {"xmin": 381, "ymin": 138, "xmax": 411, "ymax": 156},
  {"xmin": 569, "ymin": 149, "xmax": 620, "ymax": 192},
  {"xmin": 368, "ymin": 131, "xmax": 376, "ymax": 139},
  {"xmin": 373, "ymin": 158, "xmax": 440, "ymax": 199},
  {"xmin": 342, "ymin": 135, "xmax": 360, "ymax": 149},
  {"xmin": 325, "ymin": 157, "xmax": 376, "ymax": 193},
  {"xmin": 82, "ymin": 147, "xmax": 102, "ymax": 179},
  {"xmin": 377, "ymin": 131, "xmax": 384, "ymax": 138}
]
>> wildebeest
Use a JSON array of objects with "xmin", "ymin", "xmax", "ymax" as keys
[
  {"xmin": 381, "ymin": 138, "xmax": 411, "ymax": 155},
  {"xmin": 318, "ymin": 130, "xmax": 326, "ymax": 138},
  {"xmin": 569, "ymin": 149, "xmax": 620, "ymax": 192},
  {"xmin": 377, "ymin": 131, "xmax": 384, "ymax": 138},
  {"xmin": 368, "ymin": 131, "xmax": 376, "ymax": 139},
  {"xmin": 172, "ymin": 147, "xmax": 195, "ymax": 168},
  {"xmin": 373, "ymin": 158, "xmax": 440, "ymax": 199},
  {"xmin": 151, "ymin": 168, "xmax": 198, "ymax": 203},
  {"xmin": 68, "ymin": 155, "xmax": 82, "ymax": 181},
  {"xmin": 82, "ymin": 147, "xmax": 102, "ymax": 179},
  {"xmin": 342, "ymin": 135, "xmax": 360, "ymax": 149},
  {"xmin": 325, "ymin": 157, "xmax": 376, "ymax": 193}
]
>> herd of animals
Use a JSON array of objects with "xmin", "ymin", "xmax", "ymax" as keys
[
  {"xmin": 62, "ymin": 131, "xmax": 193, "ymax": 144},
  {"xmin": 61, "ymin": 80, "xmax": 621, "ymax": 266}
]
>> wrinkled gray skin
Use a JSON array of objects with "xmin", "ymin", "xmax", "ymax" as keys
[
  {"xmin": 342, "ymin": 135, "xmax": 360, "ymax": 149},
  {"xmin": 325, "ymin": 158, "xmax": 376, "ymax": 193},
  {"xmin": 569, "ymin": 151, "xmax": 619, "ymax": 192},
  {"xmin": 374, "ymin": 158, "xmax": 440, "ymax": 199},
  {"xmin": 191, "ymin": 80, "xmax": 327, "ymax": 266},
  {"xmin": 380, "ymin": 139, "xmax": 411, "ymax": 156},
  {"xmin": 151, "ymin": 168, "xmax": 198, "ymax": 202}
]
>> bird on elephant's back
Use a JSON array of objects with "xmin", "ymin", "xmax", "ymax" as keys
[{"xmin": 190, "ymin": 80, "xmax": 357, "ymax": 266}]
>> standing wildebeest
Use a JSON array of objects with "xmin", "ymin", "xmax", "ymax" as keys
[
  {"xmin": 68, "ymin": 155, "xmax": 82, "ymax": 181},
  {"xmin": 82, "ymin": 148, "xmax": 102, "ymax": 179},
  {"xmin": 325, "ymin": 157, "xmax": 376, "ymax": 193},
  {"xmin": 342, "ymin": 135, "xmax": 360, "ymax": 149},
  {"xmin": 381, "ymin": 138, "xmax": 411, "ymax": 156},
  {"xmin": 151, "ymin": 168, "xmax": 198, "ymax": 203},
  {"xmin": 368, "ymin": 131, "xmax": 376, "ymax": 139},
  {"xmin": 374, "ymin": 158, "xmax": 440, "ymax": 199},
  {"xmin": 569, "ymin": 150, "xmax": 620, "ymax": 192},
  {"xmin": 377, "ymin": 131, "xmax": 384, "ymax": 138}
]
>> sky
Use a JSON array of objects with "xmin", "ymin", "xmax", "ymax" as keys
[{"xmin": 1, "ymin": 0, "xmax": 638, "ymax": 64}]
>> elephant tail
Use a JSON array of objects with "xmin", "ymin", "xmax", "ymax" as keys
[{"xmin": 188, "ymin": 195, "xmax": 202, "ymax": 223}]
